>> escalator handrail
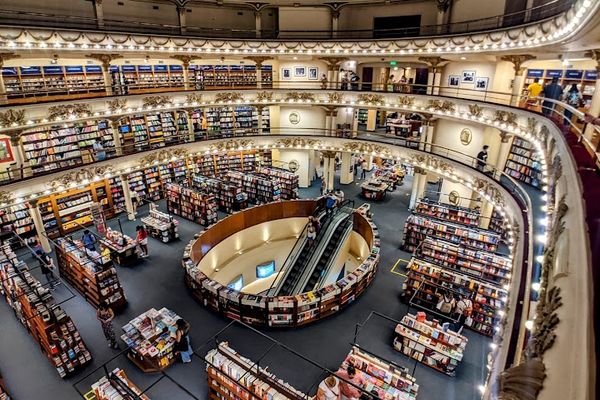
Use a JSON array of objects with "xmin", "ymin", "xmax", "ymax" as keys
[{"xmin": 267, "ymin": 203, "xmax": 324, "ymax": 296}]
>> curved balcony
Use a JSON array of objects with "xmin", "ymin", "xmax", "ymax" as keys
[
  {"xmin": 0, "ymin": 0, "xmax": 596, "ymax": 57},
  {"xmin": 0, "ymin": 89, "xmax": 595, "ymax": 400}
]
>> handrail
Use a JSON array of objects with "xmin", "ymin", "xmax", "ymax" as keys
[{"xmin": 0, "ymin": 0, "xmax": 574, "ymax": 40}]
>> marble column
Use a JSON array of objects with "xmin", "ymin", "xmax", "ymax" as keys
[
  {"xmin": 87, "ymin": 54, "xmax": 123, "ymax": 96},
  {"xmin": 178, "ymin": 6, "xmax": 187, "ymax": 34},
  {"xmin": 28, "ymin": 199, "xmax": 51, "ymax": 253},
  {"xmin": 255, "ymin": 11, "xmax": 262, "ymax": 38},
  {"xmin": 479, "ymin": 200, "xmax": 494, "ymax": 230},
  {"xmin": 340, "ymin": 152, "xmax": 354, "ymax": 184},
  {"xmin": 421, "ymin": 117, "xmax": 436, "ymax": 152},
  {"xmin": 244, "ymin": 57, "xmax": 271, "ymax": 89},
  {"xmin": 436, "ymin": 0, "xmax": 452, "ymax": 34},
  {"xmin": 494, "ymin": 131, "xmax": 513, "ymax": 179},
  {"xmin": 256, "ymin": 105, "xmax": 264, "ymax": 135},
  {"xmin": 418, "ymin": 57, "xmax": 448, "ymax": 95},
  {"xmin": 322, "ymin": 151, "xmax": 336, "ymax": 191},
  {"xmin": 319, "ymin": 57, "xmax": 347, "ymax": 90},
  {"xmin": 331, "ymin": 10, "xmax": 340, "ymax": 38},
  {"xmin": 501, "ymin": 55, "xmax": 536, "ymax": 106},
  {"xmin": 409, "ymin": 167, "xmax": 428, "ymax": 210},
  {"xmin": 8, "ymin": 134, "xmax": 25, "ymax": 179},
  {"xmin": 93, "ymin": 0, "xmax": 105, "ymax": 29},
  {"xmin": 110, "ymin": 119, "xmax": 123, "ymax": 156},
  {"xmin": 120, "ymin": 174, "xmax": 136, "ymax": 220}
]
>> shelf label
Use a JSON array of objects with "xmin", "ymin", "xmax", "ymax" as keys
[
  {"xmin": 85, "ymin": 65, "xmax": 102, "ymax": 73},
  {"xmin": 564, "ymin": 70, "xmax": 583, "ymax": 79},
  {"xmin": 109, "ymin": 65, "xmax": 120, "ymax": 72},
  {"xmin": 138, "ymin": 65, "xmax": 152, "ymax": 72},
  {"xmin": 1, "ymin": 67, "xmax": 18, "ymax": 75},
  {"xmin": 20, "ymin": 66, "xmax": 42, "ymax": 74},
  {"xmin": 169, "ymin": 65, "xmax": 183, "ymax": 71},
  {"xmin": 43, "ymin": 66, "xmax": 64, "ymax": 74},
  {"xmin": 122, "ymin": 65, "xmax": 137, "ymax": 72},
  {"xmin": 526, "ymin": 69, "xmax": 544, "ymax": 78},
  {"xmin": 66, "ymin": 66, "xmax": 84, "ymax": 73},
  {"xmin": 545, "ymin": 69, "xmax": 563, "ymax": 78},
  {"xmin": 585, "ymin": 70, "xmax": 598, "ymax": 80},
  {"xmin": 153, "ymin": 65, "xmax": 168, "ymax": 72}
]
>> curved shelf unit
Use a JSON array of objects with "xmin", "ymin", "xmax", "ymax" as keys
[{"xmin": 181, "ymin": 199, "xmax": 380, "ymax": 327}]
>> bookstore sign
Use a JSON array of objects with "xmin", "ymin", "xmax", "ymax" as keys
[{"xmin": 90, "ymin": 202, "xmax": 107, "ymax": 235}]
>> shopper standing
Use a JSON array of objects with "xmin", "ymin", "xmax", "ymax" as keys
[
  {"xmin": 526, "ymin": 78, "xmax": 544, "ymax": 109},
  {"xmin": 131, "ymin": 190, "xmax": 140, "ymax": 215},
  {"xmin": 136, "ymin": 225, "xmax": 149, "ymax": 257},
  {"xmin": 360, "ymin": 159, "xmax": 368, "ymax": 180},
  {"xmin": 325, "ymin": 193, "xmax": 338, "ymax": 216},
  {"xmin": 541, "ymin": 77, "xmax": 564, "ymax": 116},
  {"xmin": 321, "ymin": 73, "xmax": 328, "ymax": 89},
  {"xmin": 436, "ymin": 291, "xmax": 456, "ymax": 319},
  {"xmin": 36, "ymin": 249, "xmax": 57, "ymax": 290},
  {"xmin": 307, "ymin": 225, "xmax": 317, "ymax": 246},
  {"xmin": 454, "ymin": 294, "xmax": 474, "ymax": 334},
  {"xmin": 175, "ymin": 318, "xmax": 192, "ymax": 363},
  {"xmin": 82, "ymin": 230, "xmax": 97, "ymax": 251},
  {"xmin": 476, "ymin": 145, "xmax": 489, "ymax": 172},
  {"xmin": 338, "ymin": 365, "xmax": 366, "ymax": 400},
  {"xmin": 97, "ymin": 302, "xmax": 119, "ymax": 349},
  {"xmin": 563, "ymin": 84, "xmax": 583, "ymax": 126},
  {"xmin": 92, "ymin": 139, "xmax": 106, "ymax": 161},
  {"xmin": 317, "ymin": 375, "xmax": 341, "ymax": 400},
  {"xmin": 386, "ymin": 75, "xmax": 395, "ymax": 92}
]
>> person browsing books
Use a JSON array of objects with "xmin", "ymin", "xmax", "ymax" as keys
[
  {"xmin": 97, "ymin": 301, "xmax": 118, "ymax": 349},
  {"xmin": 136, "ymin": 225, "xmax": 149, "ymax": 258},
  {"xmin": 36, "ymin": 249, "xmax": 58, "ymax": 290},
  {"xmin": 337, "ymin": 365, "xmax": 366, "ymax": 400},
  {"xmin": 175, "ymin": 318, "xmax": 192, "ymax": 363},
  {"xmin": 82, "ymin": 230, "xmax": 97, "ymax": 251},
  {"xmin": 317, "ymin": 375, "xmax": 341, "ymax": 400}
]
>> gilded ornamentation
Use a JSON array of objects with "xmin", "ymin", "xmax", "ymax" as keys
[
  {"xmin": 214, "ymin": 92, "xmax": 244, "ymax": 103},
  {"xmin": 468, "ymin": 104, "xmax": 484, "ymax": 118},
  {"xmin": 328, "ymin": 92, "xmax": 344, "ymax": 103},
  {"xmin": 497, "ymin": 358, "xmax": 546, "ymax": 400},
  {"xmin": 137, "ymin": 148, "xmax": 189, "ymax": 167},
  {"xmin": 357, "ymin": 94, "xmax": 384, "ymax": 104},
  {"xmin": 47, "ymin": 166, "xmax": 116, "ymax": 190},
  {"xmin": 185, "ymin": 93, "xmax": 203, "ymax": 104},
  {"xmin": 275, "ymin": 138, "xmax": 322, "ymax": 148},
  {"xmin": 48, "ymin": 104, "xmax": 91, "ymax": 120},
  {"xmin": 284, "ymin": 92, "xmax": 316, "ymax": 102},
  {"xmin": 398, "ymin": 96, "xmax": 415, "ymax": 107},
  {"xmin": 209, "ymin": 139, "xmax": 255, "ymax": 152},
  {"xmin": 527, "ymin": 117, "xmax": 537, "ymax": 133},
  {"xmin": 410, "ymin": 154, "xmax": 454, "ymax": 174},
  {"xmin": 547, "ymin": 137, "xmax": 556, "ymax": 159},
  {"xmin": 0, "ymin": 109, "xmax": 26, "ymax": 127},
  {"xmin": 427, "ymin": 99, "xmax": 456, "ymax": 113},
  {"xmin": 107, "ymin": 98, "xmax": 127, "ymax": 112},
  {"xmin": 343, "ymin": 142, "xmax": 391, "ymax": 157},
  {"xmin": 0, "ymin": 191, "xmax": 15, "ymax": 205},
  {"xmin": 142, "ymin": 96, "xmax": 173, "ymax": 108},
  {"xmin": 494, "ymin": 110, "xmax": 518, "ymax": 126},
  {"xmin": 255, "ymin": 91, "xmax": 273, "ymax": 102}
]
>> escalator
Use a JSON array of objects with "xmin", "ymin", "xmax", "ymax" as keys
[{"xmin": 276, "ymin": 200, "xmax": 354, "ymax": 296}]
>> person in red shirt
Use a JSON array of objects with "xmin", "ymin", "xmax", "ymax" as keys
[
  {"xmin": 337, "ymin": 365, "xmax": 366, "ymax": 400},
  {"xmin": 136, "ymin": 225, "xmax": 149, "ymax": 257}
]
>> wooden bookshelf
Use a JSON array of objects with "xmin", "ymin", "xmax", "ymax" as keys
[
  {"xmin": 92, "ymin": 368, "xmax": 150, "ymax": 400},
  {"xmin": 504, "ymin": 137, "xmax": 543, "ymax": 188},
  {"xmin": 166, "ymin": 183, "xmax": 218, "ymax": 226},
  {"xmin": 414, "ymin": 199, "xmax": 480, "ymax": 227},
  {"xmin": 523, "ymin": 68, "xmax": 597, "ymax": 106},
  {"xmin": 55, "ymin": 238, "xmax": 127, "ymax": 311},
  {"xmin": 403, "ymin": 258, "xmax": 507, "ymax": 336},
  {"xmin": 393, "ymin": 313, "xmax": 468, "ymax": 376},
  {"xmin": 191, "ymin": 174, "xmax": 249, "ymax": 213},
  {"xmin": 0, "ymin": 203, "xmax": 36, "ymax": 249},
  {"xmin": 255, "ymin": 166, "xmax": 299, "ymax": 200},
  {"xmin": 0, "ymin": 245, "xmax": 92, "ymax": 378},
  {"xmin": 140, "ymin": 205, "xmax": 179, "ymax": 243}
]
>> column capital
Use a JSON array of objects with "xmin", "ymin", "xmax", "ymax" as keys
[
  {"xmin": 27, "ymin": 198, "xmax": 39, "ymax": 207},
  {"xmin": 414, "ymin": 166, "xmax": 427, "ymax": 175},
  {"xmin": 436, "ymin": 0, "xmax": 452, "ymax": 12},
  {"xmin": 321, "ymin": 150, "xmax": 337, "ymax": 158},
  {"xmin": 171, "ymin": 55, "xmax": 201, "ymax": 69},
  {"xmin": 421, "ymin": 113, "xmax": 437, "ymax": 126},
  {"xmin": 244, "ymin": 56, "xmax": 272, "ymax": 69},
  {"xmin": 319, "ymin": 57, "xmax": 348, "ymax": 71},
  {"xmin": 94, "ymin": 0, "xmax": 103, "ymax": 5},
  {"xmin": 323, "ymin": 105, "xmax": 338, "ymax": 116},
  {"xmin": 246, "ymin": 2, "xmax": 269, "ymax": 12},
  {"xmin": 499, "ymin": 131, "xmax": 513, "ymax": 143},
  {"xmin": 0, "ymin": 52, "xmax": 19, "ymax": 68},
  {"xmin": 87, "ymin": 53, "xmax": 123, "ymax": 70},
  {"xmin": 500, "ymin": 54, "xmax": 536, "ymax": 75},
  {"xmin": 418, "ymin": 56, "xmax": 448, "ymax": 70},
  {"xmin": 585, "ymin": 49, "xmax": 600, "ymax": 73}
]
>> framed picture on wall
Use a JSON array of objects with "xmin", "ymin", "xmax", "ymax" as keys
[
  {"xmin": 308, "ymin": 67, "xmax": 318, "ymax": 80},
  {"xmin": 294, "ymin": 66, "xmax": 306, "ymax": 77},
  {"xmin": 462, "ymin": 70, "xmax": 476, "ymax": 83},
  {"xmin": 0, "ymin": 138, "xmax": 14, "ymax": 163},
  {"xmin": 448, "ymin": 75, "xmax": 460, "ymax": 87},
  {"xmin": 282, "ymin": 68, "xmax": 291, "ymax": 80},
  {"xmin": 475, "ymin": 77, "xmax": 489, "ymax": 90}
]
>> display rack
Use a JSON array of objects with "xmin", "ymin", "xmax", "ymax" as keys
[
  {"xmin": 488, "ymin": 210, "xmax": 507, "ymax": 238},
  {"xmin": 121, "ymin": 308, "xmax": 181, "ymax": 372},
  {"xmin": 166, "ymin": 183, "xmax": 218, "ymax": 226},
  {"xmin": 109, "ymin": 176, "xmax": 125, "ymax": 212},
  {"xmin": 237, "ymin": 172, "xmax": 282, "ymax": 204},
  {"xmin": 143, "ymin": 166, "xmax": 162, "ymax": 202},
  {"xmin": 340, "ymin": 346, "xmax": 419, "ymax": 399},
  {"xmin": 255, "ymin": 166, "xmax": 299, "ymax": 200},
  {"xmin": 140, "ymin": 205, "xmax": 179, "ymax": 243},
  {"xmin": 92, "ymin": 368, "xmax": 150, "ymax": 400},
  {"xmin": 55, "ymin": 238, "xmax": 127, "ymax": 311},
  {"xmin": 401, "ymin": 214, "xmax": 501, "ymax": 253},
  {"xmin": 393, "ymin": 312, "xmax": 468, "ymax": 376},
  {"xmin": 191, "ymin": 174, "xmax": 249, "ymax": 213},
  {"xmin": 128, "ymin": 170, "xmax": 147, "ymax": 200},
  {"xmin": 504, "ymin": 137, "xmax": 543, "ymax": 188},
  {"xmin": 0, "ymin": 204, "xmax": 36, "ymax": 249},
  {"xmin": 100, "ymin": 228, "xmax": 139, "ymax": 267},
  {"xmin": 205, "ymin": 342, "xmax": 307, "ymax": 400},
  {"xmin": 403, "ymin": 258, "xmax": 507, "ymax": 336},
  {"xmin": 414, "ymin": 199, "xmax": 480, "ymax": 227},
  {"xmin": 0, "ymin": 245, "xmax": 92, "ymax": 378}
]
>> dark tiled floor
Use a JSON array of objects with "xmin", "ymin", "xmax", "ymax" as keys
[{"xmin": 0, "ymin": 170, "xmax": 508, "ymax": 400}]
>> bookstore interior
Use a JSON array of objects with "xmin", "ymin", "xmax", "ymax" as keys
[{"xmin": 0, "ymin": 1, "xmax": 598, "ymax": 400}]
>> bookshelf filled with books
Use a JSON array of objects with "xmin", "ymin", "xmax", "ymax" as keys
[
  {"xmin": 403, "ymin": 258, "xmax": 507, "ymax": 336},
  {"xmin": 255, "ymin": 166, "xmax": 299, "ymax": 200},
  {"xmin": 55, "ymin": 238, "xmax": 127, "ymax": 311},
  {"xmin": 393, "ymin": 312, "xmax": 468, "ymax": 376},
  {"xmin": 191, "ymin": 65, "xmax": 272, "ymax": 90},
  {"xmin": 192, "ymin": 149, "xmax": 272, "ymax": 177},
  {"xmin": 166, "ymin": 183, "xmax": 218, "ymax": 226},
  {"xmin": 0, "ymin": 244, "xmax": 92, "ymax": 378},
  {"xmin": 91, "ymin": 368, "xmax": 150, "ymax": 400},
  {"xmin": 191, "ymin": 174, "xmax": 249, "ymax": 213},
  {"xmin": 0, "ymin": 204, "xmax": 36, "ymax": 249},
  {"xmin": 414, "ymin": 199, "xmax": 480, "ymax": 227},
  {"xmin": 503, "ymin": 137, "xmax": 543, "ymax": 188},
  {"xmin": 140, "ymin": 204, "xmax": 179, "ymax": 243}
]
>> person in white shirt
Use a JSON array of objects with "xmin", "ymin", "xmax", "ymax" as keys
[
  {"xmin": 454, "ymin": 294, "xmax": 474, "ymax": 334},
  {"xmin": 317, "ymin": 375, "xmax": 341, "ymax": 400}
]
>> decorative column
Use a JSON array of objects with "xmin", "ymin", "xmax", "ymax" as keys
[
  {"xmin": 177, "ymin": 6, "xmax": 187, "ymax": 34},
  {"xmin": 120, "ymin": 174, "xmax": 136, "ymax": 220},
  {"xmin": 321, "ymin": 150, "xmax": 336, "ymax": 191},
  {"xmin": 409, "ymin": 167, "xmax": 428, "ymax": 209},
  {"xmin": 418, "ymin": 57, "xmax": 448, "ymax": 95},
  {"xmin": 421, "ymin": 115, "xmax": 436, "ymax": 152},
  {"xmin": 330, "ymin": 8, "xmax": 340, "ymax": 38},
  {"xmin": 87, "ymin": 53, "xmax": 123, "ymax": 96},
  {"xmin": 6, "ymin": 132, "xmax": 26, "ymax": 179},
  {"xmin": 28, "ymin": 199, "xmax": 51, "ymax": 253},
  {"xmin": 256, "ymin": 105, "xmax": 264, "ymax": 135},
  {"xmin": 319, "ymin": 57, "xmax": 347, "ymax": 89},
  {"xmin": 172, "ymin": 55, "xmax": 199, "ymax": 90},
  {"xmin": 180, "ymin": 109, "xmax": 194, "ymax": 141},
  {"xmin": 254, "ymin": 11, "xmax": 262, "ymax": 38},
  {"xmin": 0, "ymin": 53, "xmax": 19, "ymax": 104},
  {"xmin": 93, "ymin": 0, "xmax": 105, "ymax": 29},
  {"xmin": 245, "ymin": 56, "xmax": 271, "ymax": 89},
  {"xmin": 584, "ymin": 50, "xmax": 600, "ymax": 145},
  {"xmin": 501, "ymin": 55, "xmax": 536, "ymax": 106},
  {"xmin": 340, "ymin": 152, "xmax": 354, "ymax": 184},
  {"xmin": 325, "ymin": 111, "xmax": 333, "ymax": 136},
  {"xmin": 479, "ymin": 200, "xmax": 494, "ymax": 230},
  {"xmin": 109, "ymin": 119, "xmax": 123, "ymax": 156},
  {"xmin": 436, "ymin": 0, "xmax": 452, "ymax": 33},
  {"xmin": 494, "ymin": 131, "xmax": 513, "ymax": 179}
]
